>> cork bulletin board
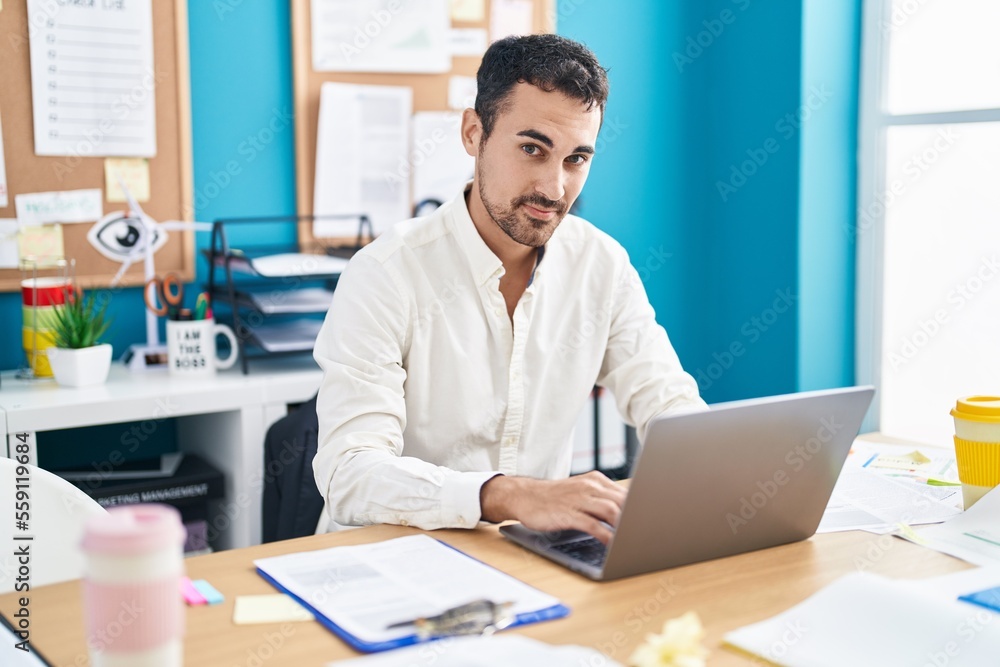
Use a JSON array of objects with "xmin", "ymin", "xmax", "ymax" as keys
[
  {"xmin": 0, "ymin": 0, "xmax": 194, "ymax": 291},
  {"xmin": 290, "ymin": 0, "xmax": 555, "ymax": 249}
]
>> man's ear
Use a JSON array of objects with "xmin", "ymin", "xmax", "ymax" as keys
[{"xmin": 461, "ymin": 107, "xmax": 482, "ymax": 157}]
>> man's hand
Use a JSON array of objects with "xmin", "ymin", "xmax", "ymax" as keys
[{"xmin": 480, "ymin": 471, "xmax": 626, "ymax": 545}]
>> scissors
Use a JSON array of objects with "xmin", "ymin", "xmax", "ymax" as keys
[{"xmin": 144, "ymin": 272, "xmax": 184, "ymax": 318}]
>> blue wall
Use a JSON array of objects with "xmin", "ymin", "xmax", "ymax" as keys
[
  {"xmin": 798, "ymin": 0, "xmax": 861, "ymax": 391},
  {"xmin": 560, "ymin": 0, "xmax": 859, "ymax": 403},
  {"xmin": 1, "ymin": 1, "xmax": 859, "ymax": 403}
]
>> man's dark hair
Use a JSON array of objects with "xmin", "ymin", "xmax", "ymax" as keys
[{"xmin": 475, "ymin": 34, "xmax": 609, "ymax": 140}]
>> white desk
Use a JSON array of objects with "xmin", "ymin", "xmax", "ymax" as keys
[{"xmin": 0, "ymin": 356, "xmax": 322, "ymax": 549}]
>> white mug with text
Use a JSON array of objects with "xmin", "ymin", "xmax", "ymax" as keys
[{"xmin": 166, "ymin": 318, "xmax": 238, "ymax": 376}]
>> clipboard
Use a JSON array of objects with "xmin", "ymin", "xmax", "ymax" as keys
[{"xmin": 254, "ymin": 535, "xmax": 570, "ymax": 653}]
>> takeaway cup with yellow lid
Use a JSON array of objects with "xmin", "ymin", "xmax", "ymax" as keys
[{"xmin": 951, "ymin": 396, "xmax": 1000, "ymax": 509}]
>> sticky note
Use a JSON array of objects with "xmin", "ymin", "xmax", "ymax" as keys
[
  {"xmin": 872, "ymin": 450, "xmax": 932, "ymax": 471},
  {"xmin": 180, "ymin": 576, "xmax": 208, "ymax": 606},
  {"xmin": 15, "ymin": 189, "xmax": 103, "ymax": 225},
  {"xmin": 233, "ymin": 594, "xmax": 315, "ymax": 625},
  {"xmin": 450, "ymin": 0, "xmax": 485, "ymax": 22},
  {"xmin": 0, "ymin": 219, "xmax": 19, "ymax": 269},
  {"xmin": 18, "ymin": 225, "xmax": 64, "ymax": 264},
  {"xmin": 192, "ymin": 579, "xmax": 225, "ymax": 605},
  {"xmin": 105, "ymin": 158, "xmax": 151, "ymax": 203}
]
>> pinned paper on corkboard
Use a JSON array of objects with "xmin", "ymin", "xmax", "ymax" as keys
[
  {"xmin": 18, "ymin": 225, "xmax": 65, "ymax": 264},
  {"xmin": 451, "ymin": 0, "xmax": 484, "ymax": 21},
  {"xmin": 105, "ymin": 158, "xmax": 151, "ymax": 203}
]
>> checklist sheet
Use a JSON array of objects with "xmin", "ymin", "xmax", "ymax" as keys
[{"xmin": 28, "ymin": 0, "xmax": 156, "ymax": 157}]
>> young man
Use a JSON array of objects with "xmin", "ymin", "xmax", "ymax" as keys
[{"xmin": 313, "ymin": 34, "xmax": 705, "ymax": 544}]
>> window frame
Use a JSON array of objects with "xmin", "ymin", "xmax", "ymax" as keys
[{"xmin": 856, "ymin": 0, "xmax": 1000, "ymax": 433}]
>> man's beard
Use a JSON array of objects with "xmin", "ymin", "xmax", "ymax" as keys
[{"xmin": 477, "ymin": 163, "xmax": 567, "ymax": 248}]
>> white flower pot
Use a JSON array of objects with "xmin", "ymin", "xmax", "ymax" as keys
[{"xmin": 46, "ymin": 344, "xmax": 113, "ymax": 387}]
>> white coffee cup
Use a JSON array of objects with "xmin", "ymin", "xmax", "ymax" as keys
[{"xmin": 166, "ymin": 318, "xmax": 237, "ymax": 376}]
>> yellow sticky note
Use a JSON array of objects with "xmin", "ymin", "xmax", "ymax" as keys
[
  {"xmin": 450, "ymin": 0, "xmax": 485, "ymax": 22},
  {"xmin": 18, "ymin": 225, "xmax": 64, "ymax": 264},
  {"xmin": 232, "ymin": 594, "xmax": 314, "ymax": 625},
  {"xmin": 105, "ymin": 158, "xmax": 150, "ymax": 203},
  {"xmin": 872, "ymin": 450, "xmax": 932, "ymax": 471}
]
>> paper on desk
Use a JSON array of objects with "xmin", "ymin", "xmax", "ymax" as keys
[
  {"xmin": 903, "ymin": 486, "xmax": 1000, "ymax": 567},
  {"xmin": 314, "ymin": 83, "xmax": 412, "ymax": 237},
  {"xmin": 851, "ymin": 437, "xmax": 960, "ymax": 482},
  {"xmin": 28, "ymin": 0, "xmax": 156, "ymax": 157},
  {"xmin": 817, "ymin": 466, "xmax": 961, "ymax": 534},
  {"xmin": 412, "ymin": 112, "xmax": 474, "ymax": 209},
  {"xmin": 328, "ymin": 635, "xmax": 622, "ymax": 666},
  {"xmin": 255, "ymin": 535, "xmax": 561, "ymax": 647},
  {"xmin": 723, "ymin": 572, "xmax": 1000, "ymax": 666},
  {"xmin": 838, "ymin": 437, "xmax": 963, "ymax": 509},
  {"xmin": 310, "ymin": 0, "xmax": 450, "ymax": 73}
]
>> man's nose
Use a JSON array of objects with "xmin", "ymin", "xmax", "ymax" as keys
[{"xmin": 534, "ymin": 166, "xmax": 566, "ymax": 204}]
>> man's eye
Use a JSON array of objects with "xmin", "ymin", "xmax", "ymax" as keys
[
  {"xmin": 567, "ymin": 154, "xmax": 589, "ymax": 165},
  {"xmin": 522, "ymin": 144, "xmax": 540, "ymax": 156}
]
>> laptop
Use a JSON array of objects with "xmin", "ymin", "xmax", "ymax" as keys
[{"xmin": 500, "ymin": 386, "xmax": 875, "ymax": 581}]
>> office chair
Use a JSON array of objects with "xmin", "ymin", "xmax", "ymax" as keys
[{"xmin": 0, "ymin": 457, "xmax": 107, "ymax": 593}]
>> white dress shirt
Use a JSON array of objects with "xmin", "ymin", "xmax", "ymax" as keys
[{"xmin": 313, "ymin": 187, "xmax": 705, "ymax": 533}]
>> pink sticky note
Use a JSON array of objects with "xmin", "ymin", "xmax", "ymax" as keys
[{"xmin": 180, "ymin": 576, "xmax": 208, "ymax": 606}]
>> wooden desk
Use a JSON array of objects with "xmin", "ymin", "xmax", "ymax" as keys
[{"xmin": 0, "ymin": 524, "xmax": 971, "ymax": 665}]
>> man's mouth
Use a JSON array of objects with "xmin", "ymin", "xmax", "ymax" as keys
[{"xmin": 522, "ymin": 203, "xmax": 558, "ymax": 220}]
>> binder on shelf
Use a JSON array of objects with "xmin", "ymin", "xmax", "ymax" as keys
[
  {"xmin": 69, "ymin": 453, "xmax": 225, "ymax": 509},
  {"xmin": 254, "ymin": 535, "xmax": 570, "ymax": 653}
]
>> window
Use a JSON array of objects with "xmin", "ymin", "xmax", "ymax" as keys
[{"xmin": 857, "ymin": 0, "xmax": 1000, "ymax": 445}]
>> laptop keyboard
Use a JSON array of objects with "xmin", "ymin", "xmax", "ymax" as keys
[{"xmin": 551, "ymin": 537, "xmax": 607, "ymax": 567}]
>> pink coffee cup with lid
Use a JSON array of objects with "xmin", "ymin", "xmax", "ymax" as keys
[{"xmin": 81, "ymin": 504, "xmax": 186, "ymax": 667}]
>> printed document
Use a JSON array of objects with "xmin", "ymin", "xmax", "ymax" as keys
[
  {"xmin": 311, "ymin": 0, "xmax": 450, "ymax": 73},
  {"xmin": 255, "ymin": 535, "xmax": 561, "ymax": 647},
  {"xmin": 314, "ymin": 83, "xmax": 412, "ymax": 237}
]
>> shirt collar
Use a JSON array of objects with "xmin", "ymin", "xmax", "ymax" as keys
[
  {"xmin": 447, "ymin": 183, "xmax": 505, "ymax": 287},
  {"xmin": 447, "ymin": 182, "xmax": 549, "ymax": 288}
]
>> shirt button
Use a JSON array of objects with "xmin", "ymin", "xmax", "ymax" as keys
[
  {"xmin": 400, "ymin": 519, "xmax": 409, "ymax": 527},
  {"xmin": 494, "ymin": 307, "xmax": 503, "ymax": 317}
]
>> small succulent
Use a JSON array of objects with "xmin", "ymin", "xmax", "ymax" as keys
[{"xmin": 50, "ymin": 288, "xmax": 113, "ymax": 349}]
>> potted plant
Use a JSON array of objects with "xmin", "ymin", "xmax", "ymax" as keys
[{"xmin": 46, "ymin": 288, "xmax": 114, "ymax": 387}]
